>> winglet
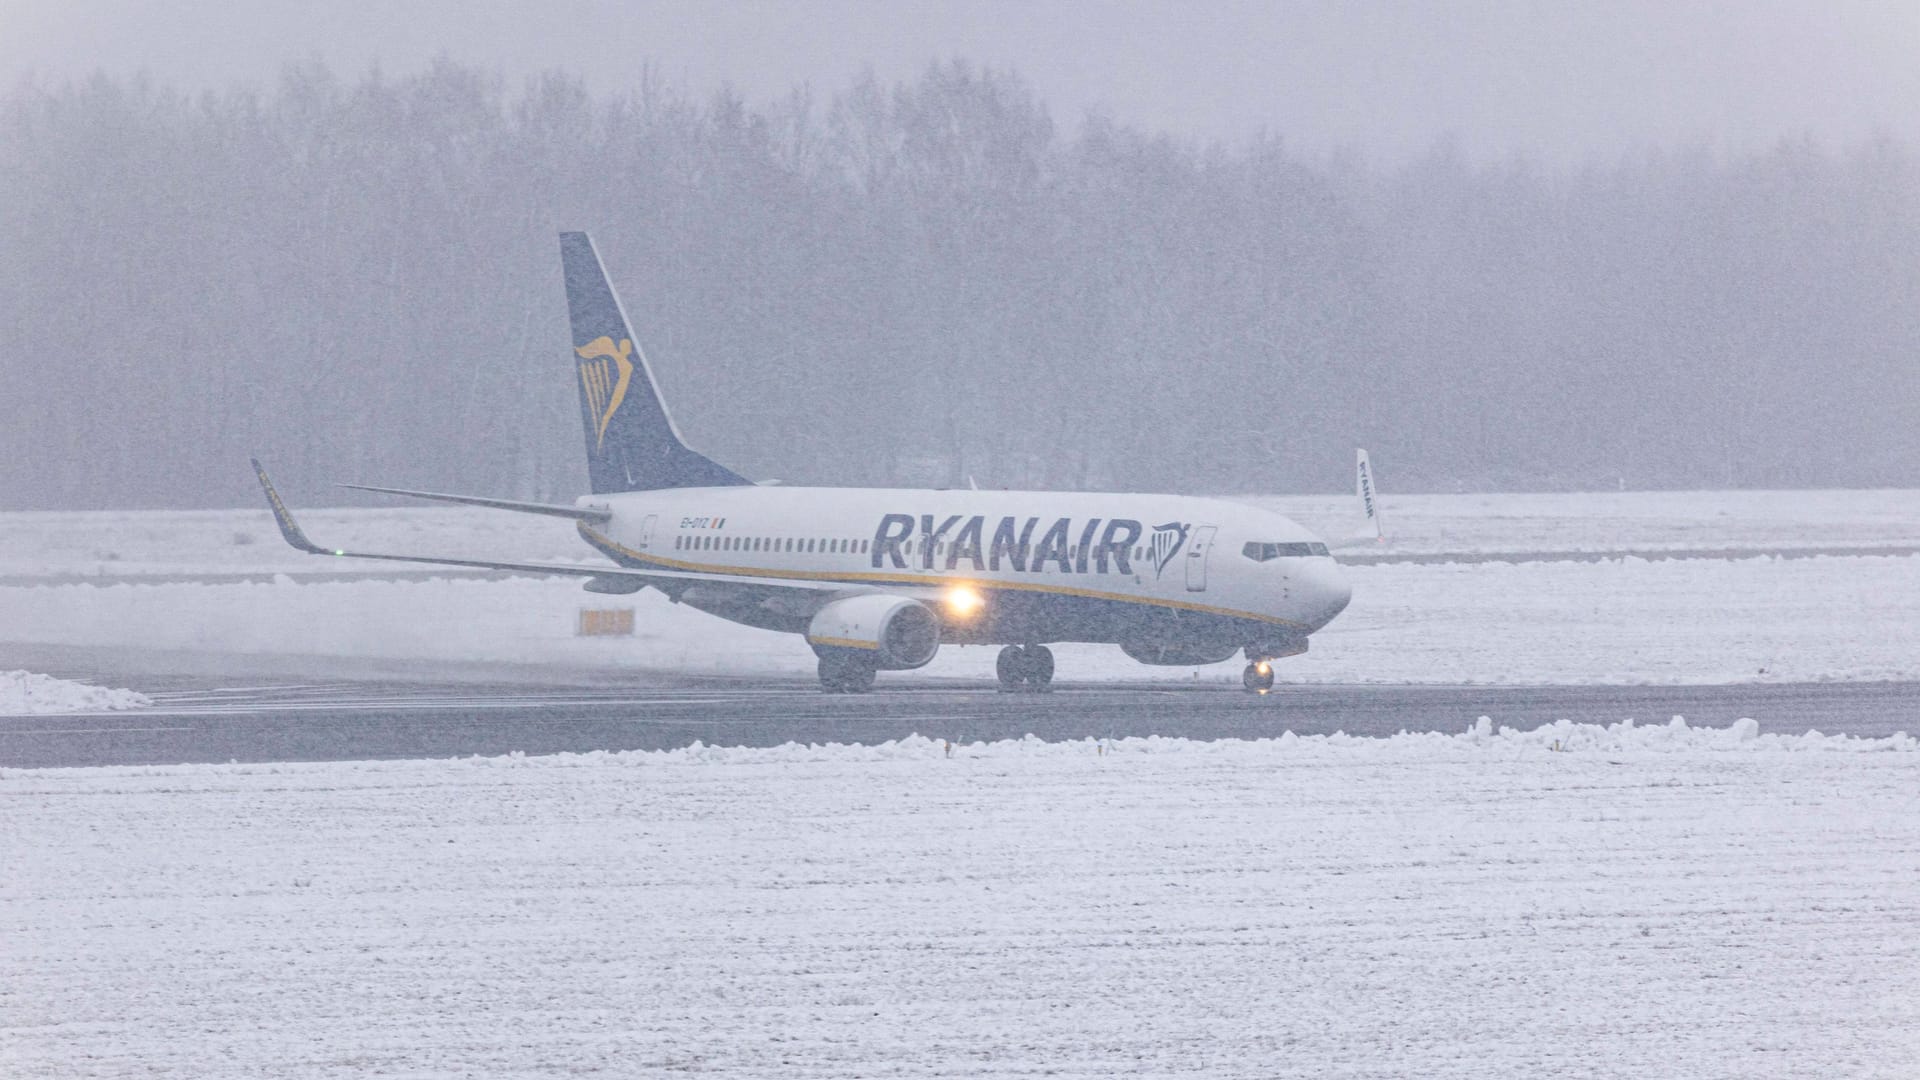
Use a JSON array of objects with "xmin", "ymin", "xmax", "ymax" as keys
[{"xmin": 250, "ymin": 458, "xmax": 334, "ymax": 556}]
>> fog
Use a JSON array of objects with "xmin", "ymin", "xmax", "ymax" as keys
[{"xmin": 2, "ymin": 3, "xmax": 1916, "ymax": 509}]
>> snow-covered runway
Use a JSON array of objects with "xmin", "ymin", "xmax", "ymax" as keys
[{"xmin": 7, "ymin": 723, "xmax": 1917, "ymax": 1077}]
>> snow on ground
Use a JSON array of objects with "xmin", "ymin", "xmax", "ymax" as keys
[
  {"xmin": 1, "ymin": 489, "xmax": 1916, "ymax": 689},
  {"xmin": 2, "ymin": 553, "xmax": 1916, "ymax": 686},
  {"xmin": 5, "ymin": 722, "xmax": 1917, "ymax": 1077},
  {"xmin": 0, "ymin": 670, "xmax": 148, "ymax": 714}
]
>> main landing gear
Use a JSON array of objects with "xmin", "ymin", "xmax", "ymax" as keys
[
  {"xmin": 818, "ymin": 652, "xmax": 877, "ymax": 694},
  {"xmin": 1242, "ymin": 659, "xmax": 1275, "ymax": 694},
  {"xmin": 996, "ymin": 645, "xmax": 1054, "ymax": 692}
]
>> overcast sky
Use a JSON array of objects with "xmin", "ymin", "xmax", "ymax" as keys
[{"xmin": 4, "ymin": 0, "xmax": 1917, "ymax": 163}]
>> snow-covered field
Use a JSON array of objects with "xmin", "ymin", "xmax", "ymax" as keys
[
  {"xmin": 7, "ymin": 492, "xmax": 1918, "ymax": 1075},
  {"xmin": 5, "ymin": 488, "xmax": 1918, "ymax": 580},
  {"xmin": 2, "ymin": 488, "xmax": 1917, "ymax": 688},
  {"xmin": 5, "ymin": 722, "xmax": 1917, "ymax": 1077}
]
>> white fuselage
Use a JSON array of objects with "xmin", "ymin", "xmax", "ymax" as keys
[{"xmin": 573, "ymin": 485, "xmax": 1351, "ymax": 653}]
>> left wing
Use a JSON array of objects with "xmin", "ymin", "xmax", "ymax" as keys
[{"xmin": 251, "ymin": 458, "xmax": 831, "ymax": 594}]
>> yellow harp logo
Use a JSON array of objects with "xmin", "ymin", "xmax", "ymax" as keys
[{"xmin": 574, "ymin": 336, "xmax": 635, "ymax": 447}]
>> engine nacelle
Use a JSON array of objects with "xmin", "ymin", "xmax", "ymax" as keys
[
  {"xmin": 1119, "ymin": 640, "xmax": 1241, "ymax": 666},
  {"xmin": 807, "ymin": 594, "xmax": 940, "ymax": 670}
]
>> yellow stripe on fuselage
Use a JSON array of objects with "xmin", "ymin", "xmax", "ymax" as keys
[{"xmin": 576, "ymin": 524, "xmax": 1307, "ymax": 631}]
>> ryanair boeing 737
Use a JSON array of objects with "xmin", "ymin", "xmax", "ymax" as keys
[{"xmin": 254, "ymin": 232, "xmax": 1354, "ymax": 692}]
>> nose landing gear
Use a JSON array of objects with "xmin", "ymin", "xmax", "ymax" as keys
[
  {"xmin": 996, "ymin": 645, "xmax": 1055, "ymax": 692},
  {"xmin": 1242, "ymin": 659, "xmax": 1275, "ymax": 694}
]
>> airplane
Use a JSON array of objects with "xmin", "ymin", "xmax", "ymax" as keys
[{"xmin": 253, "ymin": 231, "xmax": 1355, "ymax": 693}]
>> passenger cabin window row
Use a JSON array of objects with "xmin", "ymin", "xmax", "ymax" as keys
[
  {"xmin": 674, "ymin": 535, "xmax": 870, "ymax": 555},
  {"xmin": 1242, "ymin": 541, "xmax": 1331, "ymax": 561}
]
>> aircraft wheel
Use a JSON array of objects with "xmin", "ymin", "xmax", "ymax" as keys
[
  {"xmin": 818, "ymin": 653, "xmax": 847, "ymax": 692},
  {"xmin": 995, "ymin": 645, "xmax": 1027, "ymax": 691},
  {"xmin": 1243, "ymin": 660, "xmax": 1275, "ymax": 694},
  {"xmin": 819, "ymin": 653, "xmax": 878, "ymax": 694},
  {"xmin": 839, "ymin": 659, "xmax": 877, "ymax": 694},
  {"xmin": 1026, "ymin": 645, "xmax": 1055, "ymax": 689}
]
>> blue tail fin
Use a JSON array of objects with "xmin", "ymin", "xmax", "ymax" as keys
[{"xmin": 559, "ymin": 231, "xmax": 750, "ymax": 493}]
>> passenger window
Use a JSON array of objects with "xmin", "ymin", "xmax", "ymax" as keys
[{"xmin": 860, "ymin": 539, "xmax": 869, "ymax": 554}]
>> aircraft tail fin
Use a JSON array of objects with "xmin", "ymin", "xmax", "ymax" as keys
[
  {"xmin": 1355, "ymin": 448, "xmax": 1384, "ymax": 543},
  {"xmin": 1330, "ymin": 448, "xmax": 1387, "ymax": 550},
  {"xmin": 559, "ymin": 231, "xmax": 749, "ymax": 494}
]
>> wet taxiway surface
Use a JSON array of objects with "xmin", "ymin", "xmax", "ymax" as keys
[{"xmin": 3, "ymin": 673, "xmax": 1914, "ymax": 769}]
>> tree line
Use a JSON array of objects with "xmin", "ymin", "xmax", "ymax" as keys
[{"xmin": 2, "ymin": 59, "xmax": 1914, "ymax": 509}]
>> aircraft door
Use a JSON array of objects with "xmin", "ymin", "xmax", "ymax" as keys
[
  {"xmin": 638, "ymin": 514, "xmax": 657, "ymax": 551},
  {"xmin": 1185, "ymin": 525, "xmax": 1216, "ymax": 592}
]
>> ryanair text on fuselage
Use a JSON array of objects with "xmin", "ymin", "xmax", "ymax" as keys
[{"xmin": 869, "ymin": 513, "xmax": 1191, "ymax": 578}]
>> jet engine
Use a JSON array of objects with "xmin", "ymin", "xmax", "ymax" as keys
[{"xmin": 807, "ymin": 595, "xmax": 940, "ymax": 670}]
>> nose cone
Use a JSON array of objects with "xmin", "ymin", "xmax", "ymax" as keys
[{"xmin": 1300, "ymin": 559, "xmax": 1352, "ymax": 631}]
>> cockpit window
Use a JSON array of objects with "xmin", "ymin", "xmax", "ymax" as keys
[{"xmin": 1242, "ymin": 541, "xmax": 1330, "ymax": 561}]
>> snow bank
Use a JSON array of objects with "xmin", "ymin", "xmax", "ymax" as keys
[
  {"xmin": 353, "ymin": 715, "xmax": 1920, "ymax": 768},
  {"xmin": 11, "ymin": 719, "xmax": 1911, "ymax": 784},
  {"xmin": 7, "ymin": 718, "xmax": 1916, "ymax": 1078},
  {"xmin": 0, "ymin": 669, "xmax": 147, "ymax": 714}
]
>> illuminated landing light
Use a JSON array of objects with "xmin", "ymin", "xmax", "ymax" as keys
[
  {"xmin": 1255, "ymin": 660, "xmax": 1272, "ymax": 676},
  {"xmin": 944, "ymin": 585, "xmax": 985, "ymax": 619}
]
